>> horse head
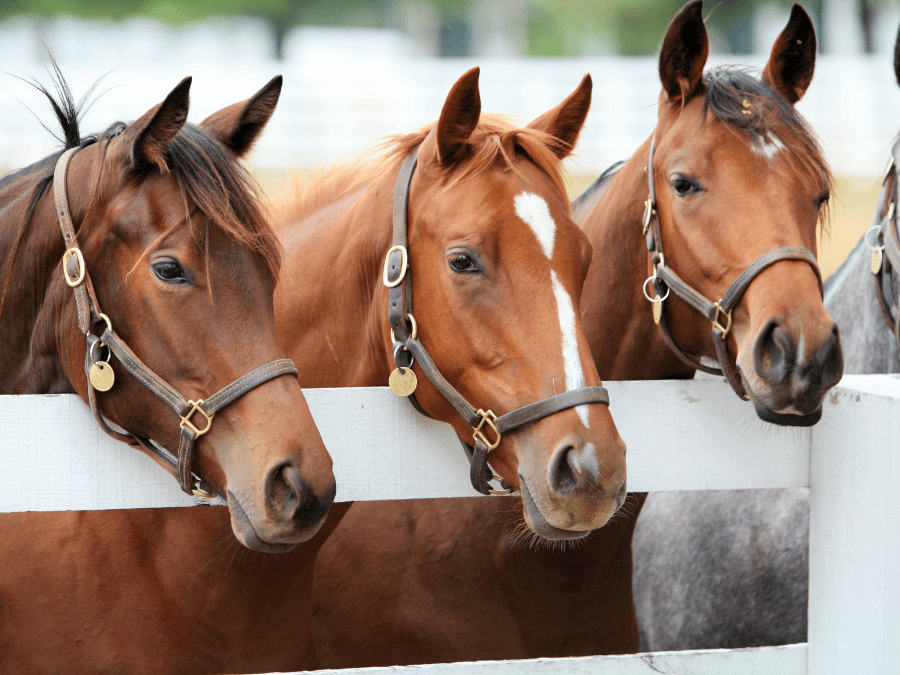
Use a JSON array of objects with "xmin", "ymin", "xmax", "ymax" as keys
[
  {"xmin": 646, "ymin": 1, "xmax": 842, "ymax": 424},
  {"xmin": 40, "ymin": 76, "xmax": 334, "ymax": 551},
  {"xmin": 394, "ymin": 68, "xmax": 626, "ymax": 540}
]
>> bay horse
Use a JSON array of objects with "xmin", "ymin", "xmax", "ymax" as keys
[
  {"xmin": 310, "ymin": 1, "xmax": 842, "ymax": 666},
  {"xmin": 0, "ymin": 71, "xmax": 337, "ymax": 673},
  {"xmin": 632, "ymin": 17, "xmax": 900, "ymax": 652}
]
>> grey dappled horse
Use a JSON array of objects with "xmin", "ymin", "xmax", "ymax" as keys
[{"xmin": 630, "ymin": 20, "xmax": 900, "ymax": 657}]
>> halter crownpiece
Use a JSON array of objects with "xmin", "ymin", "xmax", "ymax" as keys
[
  {"xmin": 641, "ymin": 136, "xmax": 824, "ymax": 401},
  {"xmin": 383, "ymin": 145, "xmax": 611, "ymax": 496},
  {"xmin": 54, "ymin": 146, "xmax": 299, "ymax": 498},
  {"xmin": 866, "ymin": 139, "xmax": 900, "ymax": 341}
]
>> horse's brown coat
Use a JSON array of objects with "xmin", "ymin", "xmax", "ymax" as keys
[
  {"xmin": 311, "ymin": 2, "xmax": 842, "ymax": 667},
  {"xmin": 0, "ymin": 74, "xmax": 335, "ymax": 673}
]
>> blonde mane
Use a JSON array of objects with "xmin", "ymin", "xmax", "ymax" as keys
[{"xmin": 272, "ymin": 114, "xmax": 569, "ymax": 228}]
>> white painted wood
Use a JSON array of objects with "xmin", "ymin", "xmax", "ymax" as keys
[
  {"xmin": 808, "ymin": 374, "xmax": 900, "ymax": 674},
  {"xmin": 274, "ymin": 644, "xmax": 806, "ymax": 675},
  {"xmin": 0, "ymin": 379, "xmax": 811, "ymax": 512}
]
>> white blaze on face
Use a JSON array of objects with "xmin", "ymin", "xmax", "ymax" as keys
[
  {"xmin": 514, "ymin": 192, "xmax": 590, "ymax": 428},
  {"xmin": 751, "ymin": 133, "xmax": 784, "ymax": 161}
]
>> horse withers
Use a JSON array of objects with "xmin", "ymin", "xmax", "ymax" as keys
[{"xmin": 0, "ymin": 71, "xmax": 336, "ymax": 673}]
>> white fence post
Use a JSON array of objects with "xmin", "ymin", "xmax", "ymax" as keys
[{"xmin": 808, "ymin": 374, "xmax": 900, "ymax": 674}]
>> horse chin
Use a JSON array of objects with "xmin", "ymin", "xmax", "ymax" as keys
[
  {"xmin": 742, "ymin": 378, "xmax": 824, "ymax": 428},
  {"xmin": 226, "ymin": 492, "xmax": 299, "ymax": 554},
  {"xmin": 519, "ymin": 480, "xmax": 593, "ymax": 542}
]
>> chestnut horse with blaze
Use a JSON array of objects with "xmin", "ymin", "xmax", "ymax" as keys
[
  {"xmin": 273, "ymin": 66, "xmax": 625, "ymax": 536},
  {"xmin": 311, "ymin": 1, "xmax": 842, "ymax": 666},
  {"xmin": 0, "ymin": 74, "xmax": 335, "ymax": 673}
]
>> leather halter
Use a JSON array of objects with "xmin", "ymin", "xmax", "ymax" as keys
[
  {"xmin": 642, "ymin": 136, "xmax": 823, "ymax": 400},
  {"xmin": 868, "ymin": 139, "xmax": 900, "ymax": 341},
  {"xmin": 54, "ymin": 146, "xmax": 299, "ymax": 497},
  {"xmin": 384, "ymin": 146, "xmax": 611, "ymax": 496}
]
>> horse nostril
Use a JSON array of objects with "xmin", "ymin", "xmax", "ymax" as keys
[
  {"xmin": 547, "ymin": 434, "xmax": 598, "ymax": 499},
  {"xmin": 816, "ymin": 323, "xmax": 843, "ymax": 382},
  {"xmin": 753, "ymin": 317, "xmax": 795, "ymax": 383},
  {"xmin": 264, "ymin": 463, "xmax": 305, "ymax": 519}
]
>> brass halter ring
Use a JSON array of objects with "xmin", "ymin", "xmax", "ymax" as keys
[
  {"xmin": 865, "ymin": 224, "xmax": 885, "ymax": 252},
  {"xmin": 390, "ymin": 312, "xmax": 418, "ymax": 343}
]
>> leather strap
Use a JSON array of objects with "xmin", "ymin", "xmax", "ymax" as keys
[
  {"xmin": 56, "ymin": 146, "xmax": 299, "ymax": 496},
  {"xmin": 643, "ymin": 136, "xmax": 823, "ymax": 399},
  {"xmin": 387, "ymin": 146, "xmax": 610, "ymax": 495},
  {"xmin": 871, "ymin": 139, "xmax": 900, "ymax": 342}
]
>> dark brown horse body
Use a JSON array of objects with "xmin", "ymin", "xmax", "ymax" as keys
[
  {"xmin": 311, "ymin": 2, "xmax": 842, "ymax": 667},
  {"xmin": 0, "ymin": 74, "xmax": 338, "ymax": 673}
]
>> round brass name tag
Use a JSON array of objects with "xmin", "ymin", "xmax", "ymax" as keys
[
  {"xmin": 89, "ymin": 361, "xmax": 115, "ymax": 392},
  {"xmin": 389, "ymin": 367, "xmax": 417, "ymax": 397}
]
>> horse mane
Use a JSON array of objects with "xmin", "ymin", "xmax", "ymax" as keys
[
  {"xmin": 274, "ymin": 114, "xmax": 568, "ymax": 227},
  {"xmin": 0, "ymin": 67, "xmax": 282, "ymax": 321},
  {"xmin": 702, "ymin": 66, "xmax": 832, "ymax": 191}
]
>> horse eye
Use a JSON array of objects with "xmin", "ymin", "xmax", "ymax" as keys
[
  {"xmin": 448, "ymin": 252, "xmax": 479, "ymax": 274},
  {"xmin": 671, "ymin": 177, "xmax": 698, "ymax": 197},
  {"xmin": 816, "ymin": 192, "xmax": 830, "ymax": 209},
  {"xmin": 152, "ymin": 259, "xmax": 189, "ymax": 284}
]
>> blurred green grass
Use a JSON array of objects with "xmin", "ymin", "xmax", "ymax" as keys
[{"xmin": 253, "ymin": 169, "xmax": 879, "ymax": 280}]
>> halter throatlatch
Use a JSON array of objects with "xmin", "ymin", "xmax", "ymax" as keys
[
  {"xmin": 641, "ymin": 136, "xmax": 823, "ymax": 400},
  {"xmin": 54, "ymin": 147, "xmax": 299, "ymax": 498},
  {"xmin": 384, "ymin": 146, "xmax": 611, "ymax": 496},
  {"xmin": 866, "ymin": 139, "xmax": 900, "ymax": 343}
]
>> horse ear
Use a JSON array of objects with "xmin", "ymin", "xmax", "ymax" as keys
[
  {"xmin": 762, "ymin": 4, "xmax": 817, "ymax": 104},
  {"xmin": 436, "ymin": 67, "xmax": 481, "ymax": 164},
  {"xmin": 527, "ymin": 74, "xmax": 591, "ymax": 159},
  {"xmin": 200, "ymin": 75, "xmax": 282, "ymax": 157},
  {"xmin": 658, "ymin": 0, "xmax": 708, "ymax": 103},
  {"xmin": 126, "ymin": 76, "xmax": 191, "ymax": 170}
]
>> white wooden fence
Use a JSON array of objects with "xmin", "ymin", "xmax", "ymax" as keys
[{"xmin": 1, "ymin": 375, "xmax": 898, "ymax": 674}]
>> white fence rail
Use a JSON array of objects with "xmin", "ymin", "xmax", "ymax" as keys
[{"xmin": 2, "ymin": 375, "xmax": 898, "ymax": 674}]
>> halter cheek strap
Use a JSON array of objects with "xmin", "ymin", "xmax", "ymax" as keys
[
  {"xmin": 642, "ymin": 136, "xmax": 823, "ymax": 400},
  {"xmin": 867, "ymin": 139, "xmax": 900, "ymax": 343},
  {"xmin": 55, "ymin": 147, "xmax": 299, "ymax": 497},
  {"xmin": 384, "ymin": 146, "xmax": 611, "ymax": 496}
]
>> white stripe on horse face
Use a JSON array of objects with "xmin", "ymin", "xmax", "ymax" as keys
[
  {"xmin": 751, "ymin": 133, "xmax": 784, "ymax": 161},
  {"xmin": 515, "ymin": 191, "xmax": 590, "ymax": 429}
]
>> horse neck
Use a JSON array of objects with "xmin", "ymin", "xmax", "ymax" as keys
[
  {"xmin": 276, "ymin": 169, "xmax": 397, "ymax": 388},
  {"xmin": 0, "ymin": 166, "xmax": 74, "ymax": 395},
  {"xmin": 824, "ymin": 233, "xmax": 900, "ymax": 374},
  {"xmin": 581, "ymin": 138, "xmax": 694, "ymax": 382}
]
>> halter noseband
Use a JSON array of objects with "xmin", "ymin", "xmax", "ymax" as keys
[
  {"xmin": 866, "ymin": 139, "xmax": 900, "ymax": 342},
  {"xmin": 55, "ymin": 146, "xmax": 299, "ymax": 498},
  {"xmin": 642, "ymin": 136, "xmax": 824, "ymax": 401},
  {"xmin": 384, "ymin": 146, "xmax": 611, "ymax": 496}
]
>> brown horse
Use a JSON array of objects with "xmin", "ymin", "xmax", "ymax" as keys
[
  {"xmin": 0, "ymin": 71, "xmax": 336, "ymax": 673},
  {"xmin": 273, "ymin": 66, "xmax": 626, "ymax": 537},
  {"xmin": 310, "ymin": 1, "xmax": 842, "ymax": 667}
]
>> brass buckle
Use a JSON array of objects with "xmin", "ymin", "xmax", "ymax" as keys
[
  {"xmin": 712, "ymin": 301, "xmax": 733, "ymax": 337},
  {"xmin": 487, "ymin": 473, "xmax": 512, "ymax": 496},
  {"xmin": 642, "ymin": 198, "xmax": 655, "ymax": 234},
  {"xmin": 63, "ymin": 247, "xmax": 86, "ymax": 287},
  {"xmin": 180, "ymin": 399, "xmax": 215, "ymax": 437},
  {"xmin": 473, "ymin": 409, "xmax": 501, "ymax": 451},
  {"xmin": 192, "ymin": 483, "xmax": 217, "ymax": 499},
  {"xmin": 382, "ymin": 245, "xmax": 408, "ymax": 288}
]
